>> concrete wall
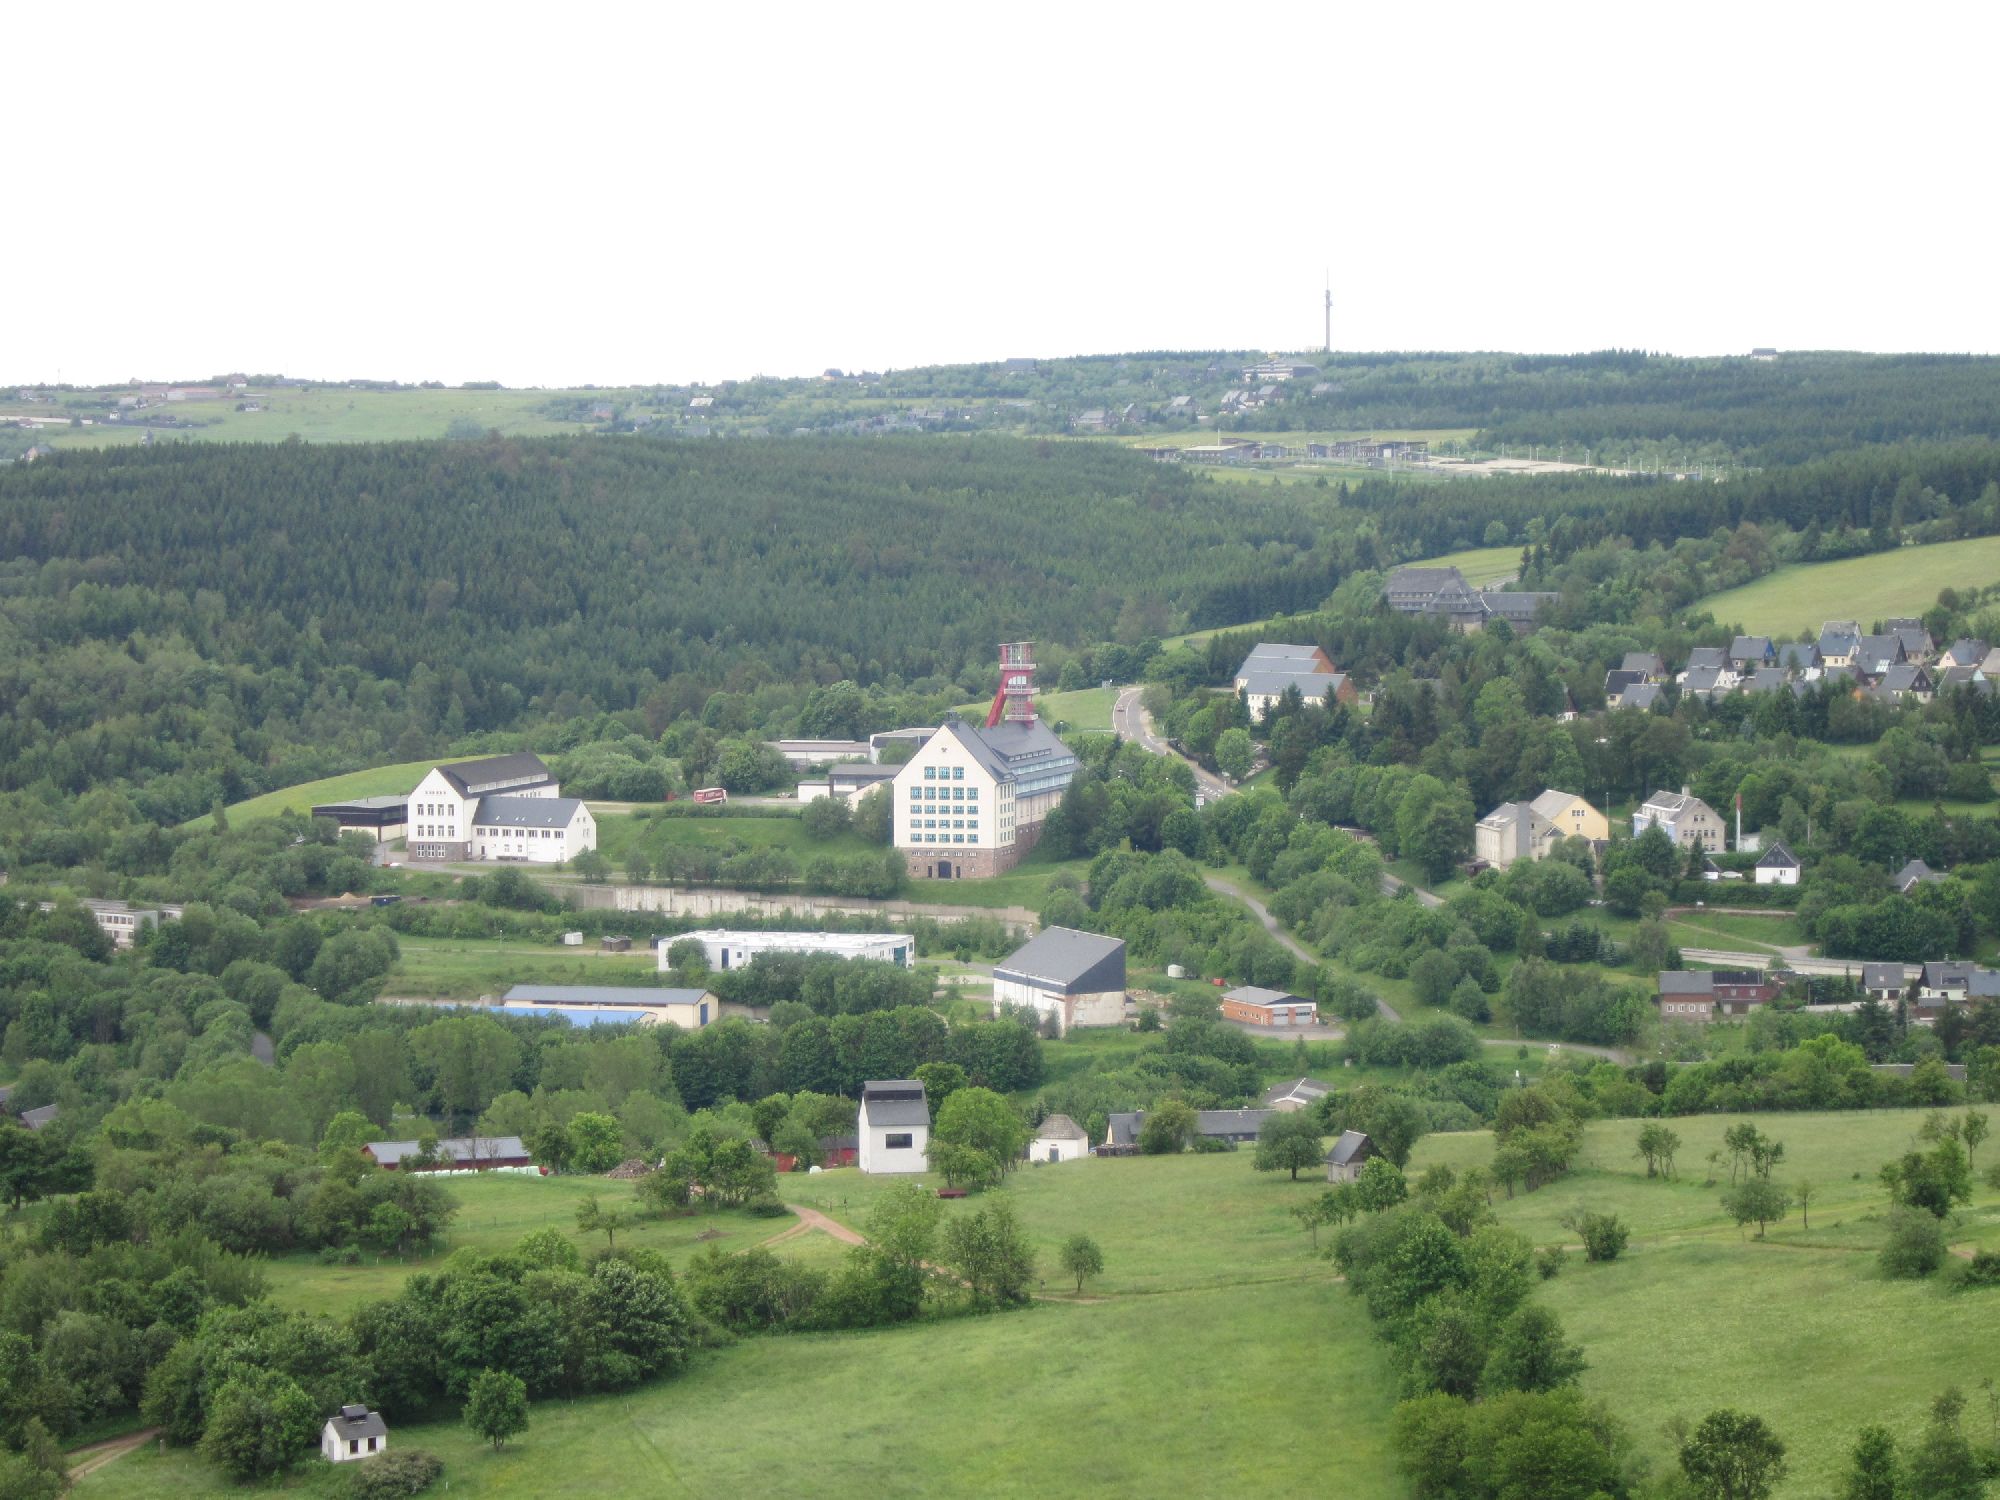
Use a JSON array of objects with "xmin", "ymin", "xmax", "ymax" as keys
[{"xmin": 568, "ymin": 882, "xmax": 1037, "ymax": 927}]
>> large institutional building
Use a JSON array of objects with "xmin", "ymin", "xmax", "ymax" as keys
[
  {"xmin": 893, "ymin": 644, "xmax": 1078, "ymax": 880},
  {"xmin": 404, "ymin": 753, "xmax": 597, "ymax": 864}
]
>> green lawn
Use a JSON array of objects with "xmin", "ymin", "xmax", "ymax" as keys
[
  {"xmin": 950, "ymin": 685, "xmax": 1120, "ymax": 733},
  {"xmin": 1700, "ymin": 535, "xmax": 2000, "ymax": 637},
  {"xmin": 1410, "ymin": 1107, "xmax": 2000, "ymax": 1497},
  {"xmin": 385, "ymin": 939, "xmax": 667, "ymax": 1000},
  {"xmin": 261, "ymin": 1175, "xmax": 800, "ymax": 1318},
  {"xmin": 1407, "ymin": 543, "xmax": 1523, "ymax": 585},
  {"xmin": 201, "ymin": 758, "xmax": 455, "ymax": 826}
]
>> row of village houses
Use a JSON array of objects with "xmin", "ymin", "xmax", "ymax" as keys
[
  {"xmin": 1658, "ymin": 960, "xmax": 2000, "ymax": 1027},
  {"xmin": 1607, "ymin": 623, "xmax": 1996, "ymax": 712}
]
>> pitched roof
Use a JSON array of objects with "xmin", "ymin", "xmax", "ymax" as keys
[
  {"xmin": 1658, "ymin": 971, "xmax": 1714, "ymax": 996},
  {"xmin": 1776, "ymin": 642, "xmax": 1818, "ymax": 670},
  {"xmin": 435, "ymin": 753, "xmax": 552, "ymax": 795},
  {"xmin": 474, "ymin": 795, "xmax": 585, "ymax": 829},
  {"xmin": 1222, "ymin": 985, "xmax": 1309, "ymax": 1008},
  {"xmin": 1756, "ymin": 841, "xmax": 1798, "ymax": 868},
  {"xmin": 1261, "ymin": 1076, "xmax": 1331, "ymax": 1107},
  {"xmin": 1620, "ymin": 683, "xmax": 1663, "ymax": 711},
  {"xmin": 859, "ymin": 1079, "xmax": 930, "ymax": 1128},
  {"xmin": 1238, "ymin": 670, "xmax": 1341, "ymax": 701},
  {"xmin": 1728, "ymin": 636, "xmax": 1773, "ymax": 659},
  {"xmin": 1194, "ymin": 1109, "xmax": 1272, "ymax": 1137},
  {"xmin": 18, "ymin": 1104, "xmax": 57, "ymax": 1131},
  {"xmin": 1528, "ymin": 789, "xmax": 1589, "ymax": 821},
  {"xmin": 1685, "ymin": 646, "xmax": 1727, "ymax": 671},
  {"xmin": 1895, "ymin": 859, "xmax": 1943, "ymax": 890},
  {"xmin": 1861, "ymin": 963, "xmax": 1907, "ymax": 991},
  {"xmin": 1032, "ymin": 1113, "xmax": 1088, "ymax": 1142},
  {"xmin": 1106, "ymin": 1111, "xmax": 1143, "ymax": 1147},
  {"xmin": 1621, "ymin": 651, "xmax": 1666, "ymax": 675},
  {"xmin": 327, "ymin": 1406, "xmax": 388, "ymax": 1440},
  {"xmin": 1326, "ymin": 1129, "xmax": 1375, "ymax": 1166},
  {"xmin": 996, "ymin": 927, "xmax": 1126, "ymax": 992},
  {"xmin": 1682, "ymin": 666, "xmax": 1727, "ymax": 695},
  {"xmin": 1745, "ymin": 667, "xmax": 1792, "ymax": 694},
  {"xmin": 1385, "ymin": 565, "xmax": 1468, "ymax": 596}
]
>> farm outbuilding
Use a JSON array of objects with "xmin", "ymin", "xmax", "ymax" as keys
[
  {"xmin": 1029, "ymin": 1113, "xmax": 1089, "ymax": 1164},
  {"xmin": 322, "ymin": 1405, "xmax": 387, "ymax": 1463},
  {"xmin": 992, "ymin": 927, "xmax": 1127, "ymax": 1035},
  {"xmin": 858, "ymin": 1080, "xmax": 930, "ymax": 1174},
  {"xmin": 1325, "ymin": 1130, "xmax": 1380, "ymax": 1183}
]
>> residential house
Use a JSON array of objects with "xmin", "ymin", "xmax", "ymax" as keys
[
  {"xmin": 1621, "ymin": 652, "xmax": 1669, "ymax": 682},
  {"xmin": 1680, "ymin": 665, "xmax": 1732, "ymax": 702},
  {"xmin": 1685, "ymin": 646, "xmax": 1728, "ymax": 673},
  {"xmin": 19, "ymin": 1105, "xmax": 57, "ymax": 1132},
  {"xmin": 858, "ymin": 1080, "xmax": 930, "ymax": 1174},
  {"xmin": 1262, "ymin": 1077, "xmax": 1331, "ymax": 1112},
  {"xmin": 406, "ymin": 754, "xmax": 593, "ymax": 865},
  {"xmin": 1220, "ymin": 985, "xmax": 1318, "ymax": 1026},
  {"xmin": 1617, "ymin": 682, "xmax": 1664, "ymax": 712},
  {"xmin": 321, "ymin": 1406, "xmax": 387, "ymax": 1464},
  {"xmin": 1894, "ymin": 859, "xmax": 1945, "ymax": 894},
  {"xmin": 1884, "ymin": 619, "xmax": 1932, "ymax": 659},
  {"xmin": 1234, "ymin": 643, "xmax": 1336, "ymax": 682},
  {"xmin": 1980, "ymin": 647, "xmax": 2000, "ymax": 679},
  {"xmin": 1532, "ymin": 789, "xmax": 1608, "ymax": 844},
  {"xmin": 1754, "ymin": 841, "xmax": 1800, "ymax": 886},
  {"xmin": 1385, "ymin": 566, "xmax": 1470, "ymax": 612},
  {"xmin": 1775, "ymin": 642, "xmax": 1819, "ymax": 674},
  {"xmin": 1874, "ymin": 663, "xmax": 1934, "ymax": 703},
  {"xmin": 1854, "ymin": 635, "xmax": 1907, "ymax": 676},
  {"xmin": 1936, "ymin": 665, "xmax": 1994, "ymax": 697},
  {"xmin": 1072, "ymin": 409, "xmax": 1113, "ymax": 432},
  {"xmin": 1475, "ymin": 800, "xmax": 1554, "ymax": 868},
  {"xmin": 1239, "ymin": 670, "xmax": 1353, "ymax": 718},
  {"xmin": 1655, "ymin": 969, "xmax": 1780, "ymax": 1022},
  {"xmin": 1604, "ymin": 669, "xmax": 1643, "ymax": 702},
  {"xmin": 1912, "ymin": 963, "xmax": 2000, "ymax": 1021},
  {"xmin": 1941, "ymin": 639, "xmax": 1993, "ymax": 672},
  {"xmin": 1817, "ymin": 622, "xmax": 1860, "ymax": 668},
  {"xmin": 1633, "ymin": 788, "xmax": 1727, "ymax": 851},
  {"xmin": 1102, "ymin": 1109, "xmax": 1273, "ymax": 1150},
  {"xmin": 1325, "ymin": 1130, "xmax": 1380, "ymax": 1183},
  {"xmin": 363, "ymin": 1136, "xmax": 533, "ymax": 1170},
  {"xmin": 1744, "ymin": 667, "xmax": 1796, "ymax": 695},
  {"xmin": 992, "ymin": 927, "xmax": 1128, "ymax": 1034},
  {"xmin": 1861, "ymin": 963, "xmax": 1909, "ymax": 1004},
  {"xmin": 1382, "ymin": 567, "xmax": 1558, "ymax": 632},
  {"xmin": 1029, "ymin": 1114, "xmax": 1090, "ymax": 1164},
  {"xmin": 1728, "ymin": 636, "xmax": 1775, "ymax": 670}
]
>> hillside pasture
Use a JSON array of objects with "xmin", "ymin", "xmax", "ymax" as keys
[
  {"xmin": 201, "ymin": 758, "xmax": 453, "ymax": 826},
  {"xmin": 1699, "ymin": 535, "xmax": 2000, "ymax": 637}
]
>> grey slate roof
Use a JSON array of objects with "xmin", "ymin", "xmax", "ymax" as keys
[
  {"xmin": 1861, "ymin": 963, "xmax": 1907, "ymax": 992},
  {"xmin": 18, "ymin": 1105, "xmax": 57, "ymax": 1131},
  {"xmin": 1856, "ymin": 635, "xmax": 1904, "ymax": 671},
  {"xmin": 1756, "ymin": 841, "xmax": 1798, "ymax": 869},
  {"xmin": 1262, "ymin": 1076, "xmax": 1331, "ymax": 1107},
  {"xmin": 1619, "ymin": 682, "xmax": 1663, "ymax": 711},
  {"xmin": 1621, "ymin": 652, "xmax": 1667, "ymax": 677},
  {"xmin": 474, "ymin": 795, "xmax": 584, "ymax": 829},
  {"xmin": 1033, "ymin": 1113, "xmax": 1088, "ymax": 1142},
  {"xmin": 1604, "ymin": 669, "xmax": 1642, "ymax": 697},
  {"xmin": 1745, "ymin": 667, "xmax": 1792, "ymax": 694},
  {"xmin": 860, "ymin": 1079, "xmax": 931, "ymax": 1129},
  {"xmin": 1326, "ymin": 1129, "xmax": 1375, "ymax": 1167},
  {"xmin": 1896, "ymin": 860, "xmax": 1943, "ymax": 891},
  {"xmin": 1106, "ymin": 1111, "xmax": 1142, "ymax": 1147},
  {"xmin": 1879, "ymin": 663, "xmax": 1930, "ymax": 695},
  {"xmin": 1238, "ymin": 643, "xmax": 1324, "ymax": 673},
  {"xmin": 1658, "ymin": 971, "xmax": 1714, "ymax": 996},
  {"xmin": 1683, "ymin": 665, "xmax": 1727, "ymax": 696},
  {"xmin": 1776, "ymin": 642, "xmax": 1818, "ymax": 671},
  {"xmin": 436, "ymin": 752, "xmax": 553, "ymax": 795},
  {"xmin": 1685, "ymin": 646, "xmax": 1727, "ymax": 671},
  {"xmin": 995, "ymin": 927, "xmax": 1126, "ymax": 994},
  {"xmin": 933, "ymin": 717, "xmax": 1077, "ymax": 788},
  {"xmin": 1239, "ymin": 670, "xmax": 1341, "ymax": 701},
  {"xmin": 1729, "ymin": 636, "xmax": 1773, "ymax": 662},
  {"xmin": 1223, "ymin": 985, "xmax": 1311, "ymax": 1008},
  {"xmin": 1194, "ymin": 1109, "xmax": 1272, "ymax": 1139},
  {"xmin": 1479, "ymin": 590, "xmax": 1557, "ymax": 620},
  {"xmin": 366, "ymin": 1134, "xmax": 527, "ymax": 1165},
  {"xmin": 502, "ymin": 984, "xmax": 709, "ymax": 1007},
  {"xmin": 327, "ymin": 1406, "xmax": 388, "ymax": 1440}
]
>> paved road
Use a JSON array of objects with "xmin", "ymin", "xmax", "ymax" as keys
[
  {"xmin": 1203, "ymin": 871, "xmax": 1404, "ymax": 1024},
  {"xmin": 1382, "ymin": 869, "xmax": 1446, "ymax": 909},
  {"xmin": 1114, "ymin": 687, "xmax": 1228, "ymax": 799}
]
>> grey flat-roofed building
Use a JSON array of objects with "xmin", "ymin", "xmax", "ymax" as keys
[{"xmin": 993, "ymin": 927, "xmax": 1127, "ymax": 1033}]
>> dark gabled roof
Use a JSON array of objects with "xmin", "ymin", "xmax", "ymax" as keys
[
  {"xmin": 1604, "ymin": 669, "xmax": 1642, "ymax": 695},
  {"xmin": 859, "ymin": 1081, "xmax": 930, "ymax": 1128},
  {"xmin": 995, "ymin": 927, "xmax": 1126, "ymax": 994},
  {"xmin": 1745, "ymin": 667, "xmax": 1792, "ymax": 694},
  {"xmin": 1861, "ymin": 963, "xmax": 1907, "ymax": 990},
  {"xmin": 474, "ymin": 795, "xmax": 584, "ymax": 829},
  {"xmin": 328, "ymin": 1406, "xmax": 388, "ymax": 1439},
  {"xmin": 18, "ymin": 1105, "xmax": 57, "ymax": 1131},
  {"xmin": 1658, "ymin": 971, "xmax": 1713, "ymax": 996},
  {"xmin": 1728, "ymin": 636, "xmax": 1773, "ymax": 659},
  {"xmin": 1194, "ymin": 1109, "xmax": 1272, "ymax": 1137},
  {"xmin": 1478, "ymin": 590, "xmax": 1556, "ymax": 619},
  {"xmin": 1776, "ymin": 642, "xmax": 1818, "ymax": 669},
  {"xmin": 1685, "ymin": 646, "xmax": 1727, "ymax": 671},
  {"xmin": 1896, "ymin": 859, "xmax": 1943, "ymax": 890},
  {"xmin": 1683, "ymin": 666, "xmax": 1727, "ymax": 694},
  {"xmin": 1384, "ymin": 565, "xmax": 1467, "ymax": 596},
  {"xmin": 1326, "ymin": 1129, "xmax": 1375, "ymax": 1166},
  {"xmin": 1238, "ymin": 670, "xmax": 1340, "ymax": 700},
  {"xmin": 435, "ymin": 752, "xmax": 552, "ymax": 795},
  {"xmin": 1756, "ymin": 841, "xmax": 1798, "ymax": 868},
  {"xmin": 1621, "ymin": 651, "xmax": 1666, "ymax": 675},
  {"xmin": 1620, "ymin": 683, "xmax": 1663, "ymax": 711},
  {"xmin": 1106, "ymin": 1111, "xmax": 1143, "ymax": 1147}
]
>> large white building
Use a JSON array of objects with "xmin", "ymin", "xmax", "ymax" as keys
[
  {"xmin": 405, "ymin": 753, "xmax": 596, "ymax": 864},
  {"xmin": 1633, "ymin": 787, "xmax": 1726, "ymax": 852},
  {"xmin": 858, "ymin": 1079, "xmax": 930, "ymax": 1174},
  {"xmin": 664, "ymin": 930, "xmax": 916, "ymax": 972},
  {"xmin": 37, "ymin": 898, "xmax": 182, "ymax": 949}
]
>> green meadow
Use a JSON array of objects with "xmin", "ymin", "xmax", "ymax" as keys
[
  {"xmin": 200, "ymin": 759, "xmax": 451, "ymax": 827},
  {"xmin": 1700, "ymin": 535, "xmax": 2000, "ymax": 637}
]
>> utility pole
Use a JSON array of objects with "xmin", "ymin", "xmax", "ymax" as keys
[{"xmin": 1323, "ymin": 272, "xmax": 1332, "ymax": 356}]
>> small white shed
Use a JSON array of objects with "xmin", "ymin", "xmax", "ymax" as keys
[
  {"xmin": 322, "ymin": 1404, "xmax": 387, "ymax": 1463},
  {"xmin": 1029, "ymin": 1113, "xmax": 1089, "ymax": 1164}
]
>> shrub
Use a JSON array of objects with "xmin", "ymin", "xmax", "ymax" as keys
[
  {"xmin": 1879, "ymin": 1205, "xmax": 1947, "ymax": 1278},
  {"xmin": 1535, "ymin": 1245, "xmax": 1565, "ymax": 1280},
  {"xmin": 1189, "ymin": 1134, "xmax": 1234, "ymax": 1153},
  {"xmin": 744, "ymin": 1194, "xmax": 791, "ymax": 1219},
  {"xmin": 350, "ymin": 1450, "xmax": 445, "ymax": 1500},
  {"xmin": 1566, "ymin": 1211, "xmax": 1629, "ymax": 1262},
  {"xmin": 1957, "ymin": 1249, "xmax": 2000, "ymax": 1287}
]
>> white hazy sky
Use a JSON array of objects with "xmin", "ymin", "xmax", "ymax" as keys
[{"xmin": 8, "ymin": 1, "xmax": 1996, "ymax": 387}]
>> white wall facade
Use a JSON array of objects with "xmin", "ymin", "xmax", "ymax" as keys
[
  {"xmin": 893, "ymin": 730, "xmax": 1005, "ymax": 859},
  {"xmin": 991, "ymin": 978, "xmax": 1126, "ymax": 1035},
  {"xmin": 1030, "ymin": 1132, "xmax": 1088, "ymax": 1164},
  {"xmin": 469, "ymin": 803, "xmax": 596, "ymax": 863},
  {"xmin": 1754, "ymin": 865, "xmax": 1799, "ymax": 886},
  {"xmin": 858, "ymin": 1116, "xmax": 929, "ymax": 1173},
  {"xmin": 321, "ymin": 1422, "xmax": 387, "ymax": 1463},
  {"xmin": 667, "ymin": 930, "xmax": 915, "ymax": 971},
  {"xmin": 407, "ymin": 767, "xmax": 476, "ymax": 859}
]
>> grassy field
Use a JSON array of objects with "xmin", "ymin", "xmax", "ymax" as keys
[
  {"xmin": 72, "ymin": 1103, "xmax": 2000, "ymax": 1499},
  {"xmin": 1119, "ymin": 427, "xmax": 1477, "ymax": 451},
  {"xmin": 23, "ymin": 387, "xmax": 600, "ymax": 451},
  {"xmin": 384, "ymin": 939, "xmax": 668, "ymax": 999},
  {"xmin": 200, "ymin": 758, "xmax": 455, "ymax": 826},
  {"xmin": 262, "ymin": 1175, "xmax": 799, "ymax": 1318},
  {"xmin": 950, "ymin": 685, "xmax": 1119, "ymax": 732},
  {"xmin": 1700, "ymin": 535, "xmax": 2000, "ymax": 637},
  {"xmin": 1408, "ymin": 543, "xmax": 1523, "ymax": 584}
]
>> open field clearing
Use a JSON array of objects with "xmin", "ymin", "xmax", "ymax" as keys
[
  {"xmin": 386, "ymin": 937, "xmax": 666, "ymax": 998},
  {"xmin": 19, "ymin": 387, "xmax": 598, "ymax": 450},
  {"xmin": 951, "ymin": 684, "xmax": 1119, "ymax": 732},
  {"xmin": 1700, "ymin": 535, "xmax": 2000, "ymax": 636},
  {"xmin": 200, "ymin": 759, "xmax": 455, "ymax": 826}
]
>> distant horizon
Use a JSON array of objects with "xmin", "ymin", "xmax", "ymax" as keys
[{"xmin": 12, "ymin": 344, "xmax": 1998, "ymax": 392}]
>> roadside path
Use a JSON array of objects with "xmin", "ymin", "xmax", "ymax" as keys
[
  {"xmin": 1202, "ymin": 871, "xmax": 1402, "ymax": 1024},
  {"xmin": 67, "ymin": 1428, "xmax": 160, "ymax": 1483},
  {"xmin": 1113, "ymin": 687, "xmax": 1228, "ymax": 799}
]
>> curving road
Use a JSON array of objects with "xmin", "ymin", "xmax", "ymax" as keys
[{"xmin": 1114, "ymin": 687, "xmax": 1228, "ymax": 799}]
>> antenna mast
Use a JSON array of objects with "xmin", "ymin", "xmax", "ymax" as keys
[{"xmin": 1323, "ymin": 271, "xmax": 1332, "ymax": 356}]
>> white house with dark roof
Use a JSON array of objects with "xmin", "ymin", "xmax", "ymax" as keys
[
  {"xmin": 1754, "ymin": 841, "xmax": 1800, "ymax": 886},
  {"xmin": 1238, "ymin": 670, "xmax": 1352, "ymax": 719},
  {"xmin": 1325, "ymin": 1130, "xmax": 1379, "ymax": 1183},
  {"xmin": 322, "ymin": 1405, "xmax": 387, "ymax": 1463},
  {"xmin": 860, "ymin": 1080, "xmax": 930, "ymax": 1174},
  {"xmin": 1029, "ymin": 1113, "xmax": 1089, "ymax": 1164},
  {"xmin": 993, "ymin": 928, "xmax": 1126, "ymax": 1033},
  {"xmin": 406, "ymin": 753, "xmax": 594, "ymax": 864}
]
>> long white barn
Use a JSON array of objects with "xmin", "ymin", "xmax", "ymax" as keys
[{"xmin": 664, "ymin": 930, "xmax": 916, "ymax": 972}]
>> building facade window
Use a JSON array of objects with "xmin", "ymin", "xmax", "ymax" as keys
[{"xmin": 885, "ymin": 1132, "xmax": 914, "ymax": 1149}]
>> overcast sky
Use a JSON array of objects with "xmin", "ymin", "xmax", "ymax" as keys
[{"xmin": 8, "ymin": 2, "xmax": 1994, "ymax": 387}]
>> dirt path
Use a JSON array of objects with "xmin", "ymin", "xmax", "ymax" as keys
[
  {"xmin": 67, "ymin": 1428, "xmax": 160, "ymax": 1482},
  {"xmin": 761, "ymin": 1204, "xmax": 867, "ymax": 1249}
]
